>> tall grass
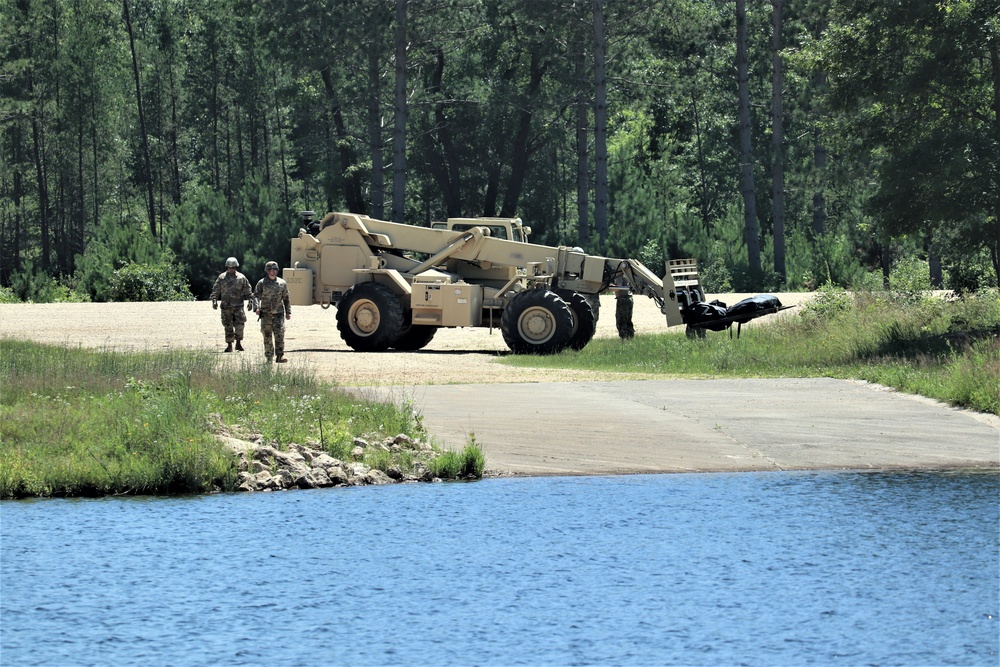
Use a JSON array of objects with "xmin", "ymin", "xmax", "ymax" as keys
[
  {"xmin": 0, "ymin": 340, "xmax": 427, "ymax": 498},
  {"xmin": 505, "ymin": 290, "xmax": 1000, "ymax": 415}
]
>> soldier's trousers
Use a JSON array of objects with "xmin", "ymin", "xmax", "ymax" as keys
[
  {"xmin": 220, "ymin": 307, "xmax": 247, "ymax": 343},
  {"xmin": 615, "ymin": 293, "xmax": 635, "ymax": 339},
  {"xmin": 259, "ymin": 312, "xmax": 285, "ymax": 360}
]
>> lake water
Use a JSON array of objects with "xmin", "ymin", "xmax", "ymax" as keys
[{"xmin": 2, "ymin": 471, "xmax": 997, "ymax": 667}]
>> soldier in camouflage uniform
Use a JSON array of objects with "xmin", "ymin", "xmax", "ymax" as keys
[
  {"xmin": 615, "ymin": 289, "xmax": 635, "ymax": 340},
  {"xmin": 253, "ymin": 260, "xmax": 291, "ymax": 363},
  {"xmin": 210, "ymin": 257, "xmax": 253, "ymax": 352}
]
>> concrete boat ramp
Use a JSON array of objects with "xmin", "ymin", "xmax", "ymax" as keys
[{"xmin": 357, "ymin": 378, "xmax": 1000, "ymax": 476}]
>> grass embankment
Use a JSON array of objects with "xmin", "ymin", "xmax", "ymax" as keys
[
  {"xmin": 507, "ymin": 288, "xmax": 1000, "ymax": 415},
  {"xmin": 0, "ymin": 342, "xmax": 484, "ymax": 499}
]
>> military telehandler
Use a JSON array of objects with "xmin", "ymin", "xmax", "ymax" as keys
[{"xmin": 283, "ymin": 211, "xmax": 709, "ymax": 354}]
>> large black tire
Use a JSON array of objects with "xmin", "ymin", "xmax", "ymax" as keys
[
  {"xmin": 391, "ymin": 322, "xmax": 438, "ymax": 351},
  {"xmin": 500, "ymin": 289, "xmax": 573, "ymax": 354},
  {"xmin": 557, "ymin": 290, "xmax": 598, "ymax": 351},
  {"xmin": 336, "ymin": 282, "xmax": 404, "ymax": 351}
]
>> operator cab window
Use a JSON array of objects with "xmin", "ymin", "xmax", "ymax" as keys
[{"xmin": 449, "ymin": 223, "xmax": 508, "ymax": 240}]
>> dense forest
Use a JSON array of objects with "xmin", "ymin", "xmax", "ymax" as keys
[{"xmin": 1, "ymin": 0, "xmax": 997, "ymax": 301}]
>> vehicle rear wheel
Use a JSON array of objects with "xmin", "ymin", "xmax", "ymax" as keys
[
  {"xmin": 557, "ymin": 290, "xmax": 598, "ymax": 351},
  {"xmin": 392, "ymin": 321, "xmax": 438, "ymax": 351},
  {"xmin": 336, "ymin": 282, "xmax": 404, "ymax": 351},
  {"xmin": 500, "ymin": 289, "xmax": 573, "ymax": 354}
]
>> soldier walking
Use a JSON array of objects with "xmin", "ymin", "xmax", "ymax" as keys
[
  {"xmin": 254, "ymin": 260, "xmax": 291, "ymax": 363},
  {"xmin": 210, "ymin": 257, "xmax": 253, "ymax": 352}
]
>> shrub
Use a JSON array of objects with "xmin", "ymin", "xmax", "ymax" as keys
[
  {"xmin": 107, "ymin": 259, "xmax": 194, "ymax": 302},
  {"xmin": 799, "ymin": 283, "xmax": 853, "ymax": 320}
]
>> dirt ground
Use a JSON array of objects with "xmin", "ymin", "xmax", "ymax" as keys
[{"xmin": 0, "ymin": 292, "xmax": 813, "ymax": 386}]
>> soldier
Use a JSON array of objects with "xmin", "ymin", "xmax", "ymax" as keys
[
  {"xmin": 254, "ymin": 260, "xmax": 291, "ymax": 363},
  {"xmin": 210, "ymin": 257, "xmax": 253, "ymax": 352},
  {"xmin": 615, "ymin": 289, "xmax": 635, "ymax": 340}
]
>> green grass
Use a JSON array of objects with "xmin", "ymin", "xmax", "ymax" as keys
[
  {"xmin": 0, "ymin": 340, "xmax": 441, "ymax": 499},
  {"xmin": 504, "ymin": 289, "xmax": 1000, "ymax": 415}
]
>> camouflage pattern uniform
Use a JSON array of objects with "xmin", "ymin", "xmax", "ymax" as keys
[
  {"xmin": 615, "ymin": 290, "xmax": 635, "ymax": 339},
  {"xmin": 254, "ymin": 270, "xmax": 291, "ymax": 362},
  {"xmin": 210, "ymin": 269, "xmax": 253, "ymax": 345}
]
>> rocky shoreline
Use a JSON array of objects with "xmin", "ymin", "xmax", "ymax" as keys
[{"xmin": 218, "ymin": 431, "xmax": 454, "ymax": 492}]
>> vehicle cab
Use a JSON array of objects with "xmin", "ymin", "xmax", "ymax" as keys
[{"xmin": 431, "ymin": 217, "xmax": 531, "ymax": 243}]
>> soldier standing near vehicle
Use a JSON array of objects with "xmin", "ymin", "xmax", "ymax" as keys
[
  {"xmin": 210, "ymin": 257, "xmax": 253, "ymax": 352},
  {"xmin": 254, "ymin": 260, "xmax": 291, "ymax": 363},
  {"xmin": 615, "ymin": 289, "xmax": 635, "ymax": 339}
]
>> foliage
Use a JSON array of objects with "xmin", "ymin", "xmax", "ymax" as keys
[
  {"xmin": 798, "ymin": 283, "xmax": 853, "ymax": 320},
  {"xmin": 106, "ymin": 258, "xmax": 195, "ymax": 303},
  {"xmin": 73, "ymin": 215, "xmax": 171, "ymax": 301},
  {"xmin": 166, "ymin": 180, "xmax": 293, "ymax": 297},
  {"xmin": 0, "ymin": 340, "xmax": 444, "ymax": 499},
  {"xmin": 428, "ymin": 443, "xmax": 486, "ymax": 479},
  {"xmin": 1, "ymin": 0, "xmax": 996, "ymax": 298}
]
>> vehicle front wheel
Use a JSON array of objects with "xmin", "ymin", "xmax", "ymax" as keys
[
  {"xmin": 500, "ymin": 289, "xmax": 573, "ymax": 354},
  {"xmin": 336, "ymin": 282, "xmax": 404, "ymax": 351}
]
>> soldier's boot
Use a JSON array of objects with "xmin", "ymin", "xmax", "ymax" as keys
[
  {"xmin": 265, "ymin": 355, "xmax": 273, "ymax": 363},
  {"xmin": 235, "ymin": 340, "xmax": 244, "ymax": 352},
  {"xmin": 275, "ymin": 355, "xmax": 288, "ymax": 363},
  {"xmin": 224, "ymin": 342, "xmax": 233, "ymax": 353}
]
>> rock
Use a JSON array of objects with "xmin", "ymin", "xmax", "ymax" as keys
[
  {"xmin": 255, "ymin": 445, "xmax": 278, "ymax": 460},
  {"xmin": 295, "ymin": 468, "xmax": 332, "ymax": 489},
  {"xmin": 347, "ymin": 462, "xmax": 369, "ymax": 477},
  {"xmin": 311, "ymin": 453, "xmax": 342, "ymax": 470},
  {"xmin": 351, "ymin": 446, "xmax": 365, "ymax": 459},
  {"xmin": 325, "ymin": 466, "xmax": 350, "ymax": 485}
]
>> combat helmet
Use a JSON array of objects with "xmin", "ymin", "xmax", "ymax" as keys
[
  {"xmin": 225, "ymin": 257, "xmax": 239, "ymax": 268},
  {"xmin": 264, "ymin": 261, "xmax": 279, "ymax": 271}
]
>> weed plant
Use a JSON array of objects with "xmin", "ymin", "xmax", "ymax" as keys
[
  {"xmin": 0, "ymin": 340, "xmax": 432, "ymax": 499},
  {"xmin": 505, "ymin": 289, "xmax": 1000, "ymax": 415}
]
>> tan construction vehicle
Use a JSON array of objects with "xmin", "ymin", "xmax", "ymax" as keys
[{"xmin": 284, "ymin": 211, "xmax": 706, "ymax": 354}]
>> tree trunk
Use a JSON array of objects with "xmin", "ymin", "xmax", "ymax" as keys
[
  {"xmin": 770, "ymin": 0, "xmax": 785, "ymax": 284},
  {"xmin": 500, "ymin": 53, "xmax": 546, "ymax": 218},
  {"xmin": 691, "ymin": 91, "xmax": 711, "ymax": 231},
  {"xmin": 122, "ymin": 0, "xmax": 156, "ymax": 237},
  {"xmin": 392, "ymin": 0, "xmax": 408, "ymax": 222},
  {"xmin": 592, "ymin": 0, "xmax": 608, "ymax": 247},
  {"xmin": 928, "ymin": 250, "xmax": 943, "ymax": 288},
  {"xmin": 321, "ymin": 68, "xmax": 366, "ymax": 214},
  {"xmin": 368, "ymin": 48, "xmax": 385, "ymax": 219},
  {"xmin": 427, "ymin": 48, "xmax": 463, "ymax": 217},
  {"xmin": 736, "ymin": 0, "xmax": 761, "ymax": 277},
  {"xmin": 812, "ymin": 130, "xmax": 827, "ymax": 237},
  {"xmin": 575, "ymin": 43, "xmax": 590, "ymax": 248},
  {"xmin": 31, "ymin": 116, "xmax": 50, "ymax": 270},
  {"xmin": 273, "ymin": 72, "xmax": 290, "ymax": 209},
  {"xmin": 991, "ymin": 39, "xmax": 1000, "ymax": 286}
]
